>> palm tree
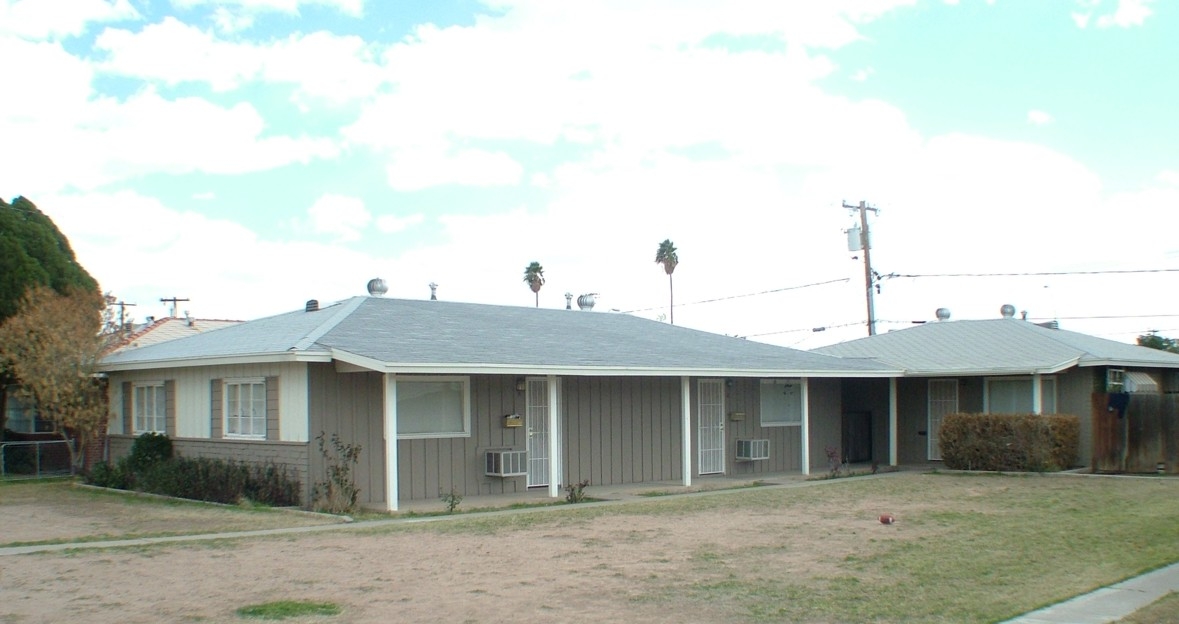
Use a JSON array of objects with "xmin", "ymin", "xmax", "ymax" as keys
[
  {"xmin": 655, "ymin": 239, "xmax": 678, "ymax": 324},
  {"xmin": 523, "ymin": 261, "xmax": 545, "ymax": 307}
]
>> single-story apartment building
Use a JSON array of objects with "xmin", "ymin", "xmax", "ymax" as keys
[
  {"xmin": 813, "ymin": 310, "xmax": 1179, "ymax": 466},
  {"xmin": 98, "ymin": 294, "xmax": 899, "ymax": 510}
]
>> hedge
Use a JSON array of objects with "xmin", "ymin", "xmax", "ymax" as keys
[{"xmin": 939, "ymin": 413, "xmax": 1080, "ymax": 472}]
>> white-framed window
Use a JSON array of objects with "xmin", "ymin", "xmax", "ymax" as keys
[
  {"xmin": 3, "ymin": 387, "xmax": 51, "ymax": 433},
  {"xmin": 133, "ymin": 382, "xmax": 166, "ymax": 434},
  {"xmin": 224, "ymin": 378, "xmax": 266, "ymax": 439},
  {"xmin": 396, "ymin": 376, "xmax": 471, "ymax": 439},
  {"xmin": 985, "ymin": 376, "xmax": 1056, "ymax": 414},
  {"xmin": 760, "ymin": 379, "xmax": 803, "ymax": 426}
]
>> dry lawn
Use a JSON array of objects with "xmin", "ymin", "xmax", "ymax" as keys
[{"xmin": 2, "ymin": 473, "xmax": 1178, "ymax": 623}]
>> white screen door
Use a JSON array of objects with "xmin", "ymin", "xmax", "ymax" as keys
[
  {"xmin": 527, "ymin": 378, "xmax": 550, "ymax": 487},
  {"xmin": 698, "ymin": 379, "xmax": 725, "ymax": 474},
  {"xmin": 928, "ymin": 379, "xmax": 959, "ymax": 461}
]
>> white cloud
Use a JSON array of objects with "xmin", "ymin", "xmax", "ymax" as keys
[
  {"xmin": 0, "ymin": 0, "xmax": 138, "ymax": 40},
  {"xmin": 1027, "ymin": 109, "xmax": 1054, "ymax": 125},
  {"xmin": 170, "ymin": 0, "xmax": 363, "ymax": 18},
  {"xmin": 307, "ymin": 194, "xmax": 371, "ymax": 242},
  {"xmin": 94, "ymin": 18, "xmax": 385, "ymax": 101},
  {"xmin": 1071, "ymin": 12, "xmax": 1092, "ymax": 28},
  {"xmin": 850, "ymin": 67, "xmax": 874, "ymax": 81},
  {"xmin": 1157, "ymin": 170, "xmax": 1179, "ymax": 186},
  {"xmin": 375, "ymin": 213, "xmax": 425, "ymax": 234},
  {"xmin": 385, "ymin": 148, "xmax": 525, "ymax": 191},
  {"xmin": 1096, "ymin": 0, "xmax": 1154, "ymax": 28}
]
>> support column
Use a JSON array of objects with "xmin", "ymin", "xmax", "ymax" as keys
[
  {"xmin": 383, "ymin": 374, "xmax": 399, "ymax": 512},
  {"xmin": 1032, "ymin": 373, "xmax": 1043, "ymax": 415},
  {"xmin": 889, "ymin": 377, "xmax": 899, "ymax": 467},
  {"xmin": 800, "ymin": 378, "xmax": 810, "ymax": 476},
  {"xmin": 681, "ymin": 376, "xmax": 692, "ymax": 487},
  {"xmin": 547, "ymin": 375, "xmax": 560, "ymax": 499}
]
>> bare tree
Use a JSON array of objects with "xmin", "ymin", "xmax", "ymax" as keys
[
  {"xmin": 655, "ymin": 239, "xmax": 679, "ymax": 324},
  {"xmin": 0, "ymin": 286, "xmax": 107, "ymax": 472}
]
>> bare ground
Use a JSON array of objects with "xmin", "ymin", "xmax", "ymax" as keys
[{"xmin": 1, "ymin": 474, "xmax": 1176, "ymax": 623}]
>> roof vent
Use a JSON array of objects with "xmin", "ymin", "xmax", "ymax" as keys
[
  {"xmin": 429, "ymin": 282, "xmax": 438, "ymax": 300},
  {"xmin": 577, "ymin": 293, "xmax": 597, "ymax": 311},
  {"xmin": 367, "ymin": 278, "xmax": 388, "ymax": 297},
  {"xmin": 565, "ymin": 292, "xmax": 573, "ymax": 310},
  {"xmin": 1000, "ymin": 304, "xmax": 1016, "ymax": 319},
  {"xmin": 306, "ymin": 299, "xmax": 319, "ymax": 312},
  {"xmin": 935, "ymin": 308, "xmax": 951, "ymax": 322}
]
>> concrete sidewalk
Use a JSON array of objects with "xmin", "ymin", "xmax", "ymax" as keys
[{"xmin": 1004, "ymin": 562, "xmax": 1179, "ymax": 623}]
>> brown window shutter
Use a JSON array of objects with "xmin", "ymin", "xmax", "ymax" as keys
[
  {"xmin": 164, "ymin": 380, "xmax": 176, "ymax": 437},
  {"xmin": 265, "ymin": 376, "xmax": 279, "ymax": 441},
  {"xmin": 122, "ymin": 381, "xmax": 132, "ymax": 435},
  {"xmin": 211, "ymin": 379, "xmax": 223, "ymax": 439}
]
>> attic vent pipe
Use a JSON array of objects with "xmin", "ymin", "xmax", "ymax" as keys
[{"xmin": 306, "ymin": 299, "xmax": 319, "ymax": 312}]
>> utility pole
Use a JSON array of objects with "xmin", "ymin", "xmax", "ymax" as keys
[
  {"xmin": 110, "ymin": 300, "xmax": 137, "ymax": 333},
  {"xmin": 159, "ymin": 297, "xmax": 190, "ymax": 318},
  {"xmin": 843, "ymin": 200, "xmax": 880, "ymax": 336}
]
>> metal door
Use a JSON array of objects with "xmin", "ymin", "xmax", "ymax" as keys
[
  {"xmin": 527, "ymin": 378, "xmax": 550, "ymax": 487},
  {"xmin": 698, "ymin": 379, "xmax": 725, "ymax": 474},
  {"xmin": 928, "ymin": 379, "xmax": 959, "ymax": 461}
]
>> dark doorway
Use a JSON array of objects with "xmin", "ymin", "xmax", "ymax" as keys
[{"xmin": 843, "ymin": 411, "xmax": 873, "ymax": 463}]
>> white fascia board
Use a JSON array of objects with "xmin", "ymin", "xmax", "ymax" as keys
[
  {"xmin": 1077, "ymin": 358, "xmax": 1179, "ymax": 369},
  {"xmin": 329, "ymin": 349, "xmax": 899, "ymax": 378},
  {"xmin": 99, "ymin": 351, "xmax": 332, "ymax": 372},
  {"xmin": 904, "ymin": 359, "xmax": 1080, "ymax": 377}
]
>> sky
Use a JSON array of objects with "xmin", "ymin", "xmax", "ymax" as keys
[{"xmin": 2, "ymin": 0, "xmax": 1176, "ymax": 349}]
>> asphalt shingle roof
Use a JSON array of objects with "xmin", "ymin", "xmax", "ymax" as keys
[
  {"xmin": 813, "ymin": 319, "xmax": 1179, "ymax": 375},
  {"xmin": 100, "ymin": 297, "xmax": 897, "ymax": 377}
]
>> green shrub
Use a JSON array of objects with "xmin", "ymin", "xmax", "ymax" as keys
[
  {"xmin": 126, "ymin": 432, "xmax": 173, "ymax": 474},
  {"xmin": 939, "ymin": 413, "xmax": 1079, "ymax": 472},
  {"xmin": 138, "ymin": 456, "xmax": 301, "ymax": 507},
  {"xmin": 86, "ymin": 459, "xmax": 132, "ymax": 489}
]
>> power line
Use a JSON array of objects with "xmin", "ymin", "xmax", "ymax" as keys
[{"xmin": 622, "ymin": 277, "xmax": 848, "ymax": 314}]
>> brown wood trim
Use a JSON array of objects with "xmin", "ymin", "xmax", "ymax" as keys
[
  {"xmin": 265, "ymin": 376, "xmax": 279, "ymax": 441},
  {"xmin": 164, "ymin": 380, "xmax": 176, "ymax": 437},
  {"xmin": 211, "ymin": 379, "xmax": 223, "ymax": 439},
  {"xmin": 122, "ymin": 381, "xmax": 132, "ymax": 435}
]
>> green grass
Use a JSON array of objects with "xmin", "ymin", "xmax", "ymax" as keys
[
  {"xmin": 1119, "ymin": 592, "xmax": 1179, "ymax": 624},
  {"xmin": 236, "ymin": 600, "xmax": 340, "ymax": 620}
]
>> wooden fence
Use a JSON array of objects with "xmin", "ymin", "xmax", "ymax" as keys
[{"xmin": 1092, "ymin": 392, "xmax": 1178, "ymax": 474}]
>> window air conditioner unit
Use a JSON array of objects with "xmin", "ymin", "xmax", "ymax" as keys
[
  {"xmin": 736, "ymin": 439, "xmax": 770, "ymax": 461},
  {"xmin": 485, "ymin": 449, "xmax": 527, "ymax": 477}
]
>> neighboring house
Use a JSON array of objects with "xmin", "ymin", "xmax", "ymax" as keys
[
  {"xmin": 98, "ymin": 295, "xmax": 899, "ymax": 511},
  {"xmin": 813, "ymin": 313, "xmax": 1179, "ymax": 467},
  {"xmin": 106, "ymin": 314, "xmax": 242, "ymax": 354}
]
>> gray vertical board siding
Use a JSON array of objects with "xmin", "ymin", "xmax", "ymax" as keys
[
  {"xmin": 210, "ymin": 380, "xmax": 223, "ymax": 439},
  {"xmin": 562, "ymin": 376, "xmax": 683, "ymax": 487},
  {"xmin": 122, "ymin": 382, "xmax": 132, "ymax": 435},
  {"xmin": 307, "ymin": 363, "xmax": 385, "ymax": 506},
  {"xmin": 1056, "ymin": 367, "xmax": 1095, "ymax": 465},
  {"xmin": 164, "ymin": 380, "xmax": 177, "ymax": 437},
  {"xmin": 805, "ymin": 378, "xmax": 842, "ymax": 472}
]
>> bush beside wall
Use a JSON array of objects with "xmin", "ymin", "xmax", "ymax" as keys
[{"xmin": 939, "ymin": 413, "xmax": 1080, "ymax": 472}]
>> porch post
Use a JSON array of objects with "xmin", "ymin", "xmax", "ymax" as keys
[
  {"xmin": 383, "ymin": 374, "xmax": 399, "ymax": 512},
  {"xmin": 1032, "ymin": 373, "xmax": 1043, "ymax": 414},
  {"xmin": 547, "ymin": 375, "xmax": 560, "ymax": 499},
  {"xmin": 800, "ymin": 377, "xmax": 810, "ymax": 476},
  {"xmin": 889, "ymin": 377, "xmax": 898, "ymax": 467},
  {"xmin": 681, "ymin": 376, "xmax": 692, "ymax": 487}
]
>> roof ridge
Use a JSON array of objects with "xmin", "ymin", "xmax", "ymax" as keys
[{"xmin": 292, "ymin": 297, "xmax": 367, "ymax": 352}]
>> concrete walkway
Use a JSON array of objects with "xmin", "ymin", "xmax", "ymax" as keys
[{"xmin": 1003, "ymin": 562, "xmax": 1179, "ymax": 623}]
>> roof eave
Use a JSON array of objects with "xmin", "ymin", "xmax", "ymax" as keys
[{"xmin": 100, "ymin": 351, "xmax": 332, "ymax": 372}]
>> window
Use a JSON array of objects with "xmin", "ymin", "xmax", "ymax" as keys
[
  {"xmin": 3, "ymin": 388, "xmax": 52, "ymax": 433},
  {"xmin": 760, "ymin": 379, "xmax": 802, "ymax": 426},
  {"xmin": 224, "ymin": 378, "xmax": 266, "ymax": 439},
  {"xmin": 133, "ymin": 383, "xmax": 166, "ymax": 434},
  {"xmin": 986, "ymin": 377, "xmax": 1056, "ymax": 414},
  {"xmin": 396, "ymin": 377, "xmax": 470, "ymax": 438}
]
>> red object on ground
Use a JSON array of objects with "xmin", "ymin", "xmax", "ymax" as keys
[{"xmin": 879, "ymin": 514, "xmax": 896, "ymax": 525}]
